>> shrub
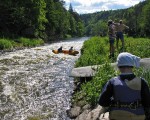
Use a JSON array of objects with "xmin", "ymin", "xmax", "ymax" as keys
[
  {"xmin": 125, "ymin": 37, "xmax": 150, "ymax": 58},
  {"xmin": 0, "ymin": 39, "xmax": 13, "ymax": 50},
  {"xmin": 75, "ymin": 37, "xmax": 110, "ymax": 67},
  {"xmin": 73, "ymin": 62, "xmax": 117, "ymax": 106},
  {"xmin": 18, "ymin": 37, "xmax": 44, "ymax": 47}
]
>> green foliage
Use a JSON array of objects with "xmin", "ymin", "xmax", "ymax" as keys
[
  {"xmin": 19, "ymin": 37, "xmax": 44, "ymax": 47},
  {"xmin": 0, "ymin": 0, "xmax": 84, "ymax": 41},
  {"xmin": 74, "ymin": 63, "xmax": 116, "ymax": 106},
  {"xmin": 143, "ymin": 0, "xmax": 150, "ymax": 36},
  {"xmin": 73, "ymin": 36, "xmax": 150, "ymax": 106},
  {"xmin": 142, "ymin": 70, "xmax": 150, "ymax": 86},
  {"xmin": 75, "ymin": 37, "xmax": 110, "ymax": 67},
  {"xmin": 76, "ymin": 36, "xmax": 150, "ymax": 67},
  {"xmin": 125, "ymin": 37, "xmax": 150, "ymax": 58},
  {"xmin": 69, "ymin": 15, "xmax": 77, "ymax": 36},
  {"xmin": 91, "ymin": 20, "xmax": 107, "ymax": 36},
  {"xmin": 64, "ymin": 34, "xmax": 72, "ymax": 39},
  {"xmin": 0, "ymin": 39, "xmax": 13, "ymax": 50},
  {"xmin": 81, "ymin": 1, "xmax": 150, "ymax": 37},
  {"xmin": 134, "ymin": 68, "xmax": 150, "ymax": 86},
  {"xmin": 76, "ymin": 21, "xmax": 85, "ymax": 36},
  {"xmin": 33, "ymin": 0, "xmax": 48, "ymax": 38},
  {"xmin": 0, "ymin": 37, "xmax": 44, "ymax": 50}
]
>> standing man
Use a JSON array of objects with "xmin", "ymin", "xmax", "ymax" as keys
[
  {"xmin": 108, "ymin": 20, "xmax": 116, "ymax": 58},
  {"xmin": 115, "ymin": 20, "xmax": 129, "ymax": 52}
]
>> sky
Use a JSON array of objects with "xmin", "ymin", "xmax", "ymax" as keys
[{"xmin": 64, "ymin": 0, "xmax": 145, "ymax": 14}]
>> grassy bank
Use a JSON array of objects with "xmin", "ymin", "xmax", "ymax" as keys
[
  {"xmin": 72, "ymin": 36, "xmax": 150, "ymax": 107},
  {"xmin": 0, "ymin": 37, "xmax": 44, "ymax": 51}
]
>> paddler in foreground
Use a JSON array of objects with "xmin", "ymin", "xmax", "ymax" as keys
[{"xmin": 98, "ymin": 52, "xmax": 150, "ymax": 120}]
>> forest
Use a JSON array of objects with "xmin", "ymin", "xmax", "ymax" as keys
[
  {"xmin": 0, "ymin": 0, "xmax": 84, "ymax": 42},
  {"xmin": 0, "ymin": 0, "xmax": 150, "ymax": 43},
  {"xmin": 80, "ymin": 0, "xmax": 150, "ymax": 37}
]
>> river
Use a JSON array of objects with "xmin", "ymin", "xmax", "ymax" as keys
[{"xmin": 0, "ymin": 37, "xmax": 89, "ymax": 120}]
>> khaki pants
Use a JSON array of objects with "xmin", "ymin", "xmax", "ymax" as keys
[{"xmin": 109, "ymin": 110, "xmax": 145, "ymax": 120}]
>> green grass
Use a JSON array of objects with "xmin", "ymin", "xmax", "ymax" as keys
[
  {"xmin": 75, "ymin": 37, "xmax": 111, "ymax": 67},
  {"xmin": 75, "ymin": 36, "xmax": 150, "ymax": 67},
  {"xmin": 19, "ymin": 37, "xmax": 44, "ymax": 47},
  {"xmin": 125, "ymin": 37, "xmax": 150, "ymax": 58},
  {"xmin": 0, "ymin": 39, "xmax": 13, "ymax": 50},
  {"xmin": 0, "ymin": 37, "xmax": 44, "ymax": 50},
  {"xmin": 134, "ymin": 67, "xmax": 150, "ymax": 86},
  {"xmin": 72, "ymin": 62, "xmax": 117, "ymax": 106}
]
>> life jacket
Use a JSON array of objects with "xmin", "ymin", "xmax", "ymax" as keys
[{"xmin": 110, "ymin": 76, "xmax": 145, "ymax": 115}]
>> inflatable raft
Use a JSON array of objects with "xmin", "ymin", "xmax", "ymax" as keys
[{"xmin": 52, "ymin": 49, "xmax": 79, "ymax": 56}]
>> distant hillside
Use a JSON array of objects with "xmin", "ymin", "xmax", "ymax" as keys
[{"xmin": 80, "ymin": 0, "xmax": 150, "ymax": 37}]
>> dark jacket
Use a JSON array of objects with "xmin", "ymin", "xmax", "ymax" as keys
[{"xmin": 98, "ymin": 74, "xmax": 150, "ymax": 118}]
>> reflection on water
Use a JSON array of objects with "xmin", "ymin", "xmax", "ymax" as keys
[{"xmin": 0, "ymin": 37, "xmax": 89, "ymax": 120}]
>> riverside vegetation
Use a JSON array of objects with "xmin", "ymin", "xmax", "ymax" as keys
[
  {"xmin": 0, "ymin": 37, "xmax": 44, "ymax": 51},
  {"xmin": 71, "ymin": 36, "xmax": 150, "ymax": 108}
]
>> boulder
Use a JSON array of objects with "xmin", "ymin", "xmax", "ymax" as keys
[
  {"xmin": 70, "ymin": 58, "xmax": 150, "ymax": 77},
  {"xmin": 67, "ymin": 106, "xmax": 81, "ymax": 119}
]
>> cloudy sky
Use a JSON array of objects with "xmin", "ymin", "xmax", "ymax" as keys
[{"xmin": 64, "ymin": 0, "xmax": 144, "ymax": 14}]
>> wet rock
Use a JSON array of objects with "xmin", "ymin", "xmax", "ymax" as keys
[
  {"xmin": 69, "ymin": 105, "xmax": 109, "ymax": 120},
  {"xmin": 75, "ymin": 109, "xmax": 90, "ymax": 120},
  {"xmin": 99, "ymin": 112, "xmax": 109, "ymax": 120},
  {"xmin": 67, "ymin": 106, "xmax": 81, "ymax": 119},
  {"xmin": 140, "ymin": 58, "xmax": 150, "ymax": 69},
  {"xmin": 82, "ymin": 104, "xmax": 91, "ymax": 111},
  {"xmin": 86, "ymin": 105, "xmax": 102, "ymax": 120},
  {"xmin": 70, "ymin": 58, "xmax": 150, "ymax": 78}
]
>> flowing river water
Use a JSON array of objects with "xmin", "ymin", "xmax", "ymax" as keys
[{"xmin": 0, "ymin": 37, "xmax": 89, "ymax": 120}]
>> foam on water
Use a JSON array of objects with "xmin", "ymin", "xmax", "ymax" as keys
[{"xmin": 0, "ymin": 37, "xmax": 89, "ymax": 120}]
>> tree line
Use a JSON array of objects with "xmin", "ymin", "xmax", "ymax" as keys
[
  {"xmin": 1, "ymin": 0, "xmax": 149, "ymax": 42},
  {"xmin": 0, "ymin": 0, "xmax": 84, "ymax": 42},
  {"xmin": 80, "ymin": 0, "xmax": 150, "ymax": 37}
]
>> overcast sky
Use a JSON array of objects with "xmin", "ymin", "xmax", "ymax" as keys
[{"xmin": 64, "ymin": 0, "xmax": 144, "ymax": 14}]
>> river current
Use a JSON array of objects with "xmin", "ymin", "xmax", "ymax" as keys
[{"xmin": 0, "ymin": 37, "xmax": 89, "ymax": 120}]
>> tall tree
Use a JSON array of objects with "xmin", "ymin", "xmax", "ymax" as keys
[
  {"xmin": 0, "ymin": 0, "xmax": 84, "ymax": 40},
  {"xmin": 143, "ymin": 0, "xmax": 150, "ymax": 36},
  {"xmin": 69, "ymin": 3, "xmax": 73, "ymax": 13}
]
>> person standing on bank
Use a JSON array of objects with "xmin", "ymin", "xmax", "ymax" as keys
[
  {"xmin": 115, "ymin": 20, "xmax": 129, "ymax": 52},
  {"xmin": 108, "ymin": 20, "xmax": 116, "ymax": 58},
  {"xmin": 98, "ymin": 52, "xmax": 150, "ymax": 120}
]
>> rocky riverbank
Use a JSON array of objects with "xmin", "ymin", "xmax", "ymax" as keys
[
  {"xmin": 67, "ymin": 104, "xmax": 109, "ymax": 120},
  {"xmin": 66, "ymin": 77, "xmax": 109, "ymax": 120}
]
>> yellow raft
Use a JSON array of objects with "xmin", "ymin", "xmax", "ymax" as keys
[{"xmin": 52, "ymin": 49, "xmax": 79, "ymax": 56}]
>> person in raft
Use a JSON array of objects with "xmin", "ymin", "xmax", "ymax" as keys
[
  {"xmin": 57, "ymin": 46, "xmax": 63, "ymax": 53},
  {"xmin": 69, "ymin": 46, "xmax": 73, "ymax": 52},
  {"xmin": 98, "ymin": 52, "xmax": 150, "ymax": 120},
  {"xmin": 114, "ymin": 20, "xmax": 129, "ymax": 52},
  {"xmin": 108, "ymin": 20, "xmax": 116, "ymax": 58}
]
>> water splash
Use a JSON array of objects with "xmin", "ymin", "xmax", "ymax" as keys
[{"xmin": 0, "ymin": 37, "xmax": 89, "ymax": 120}]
